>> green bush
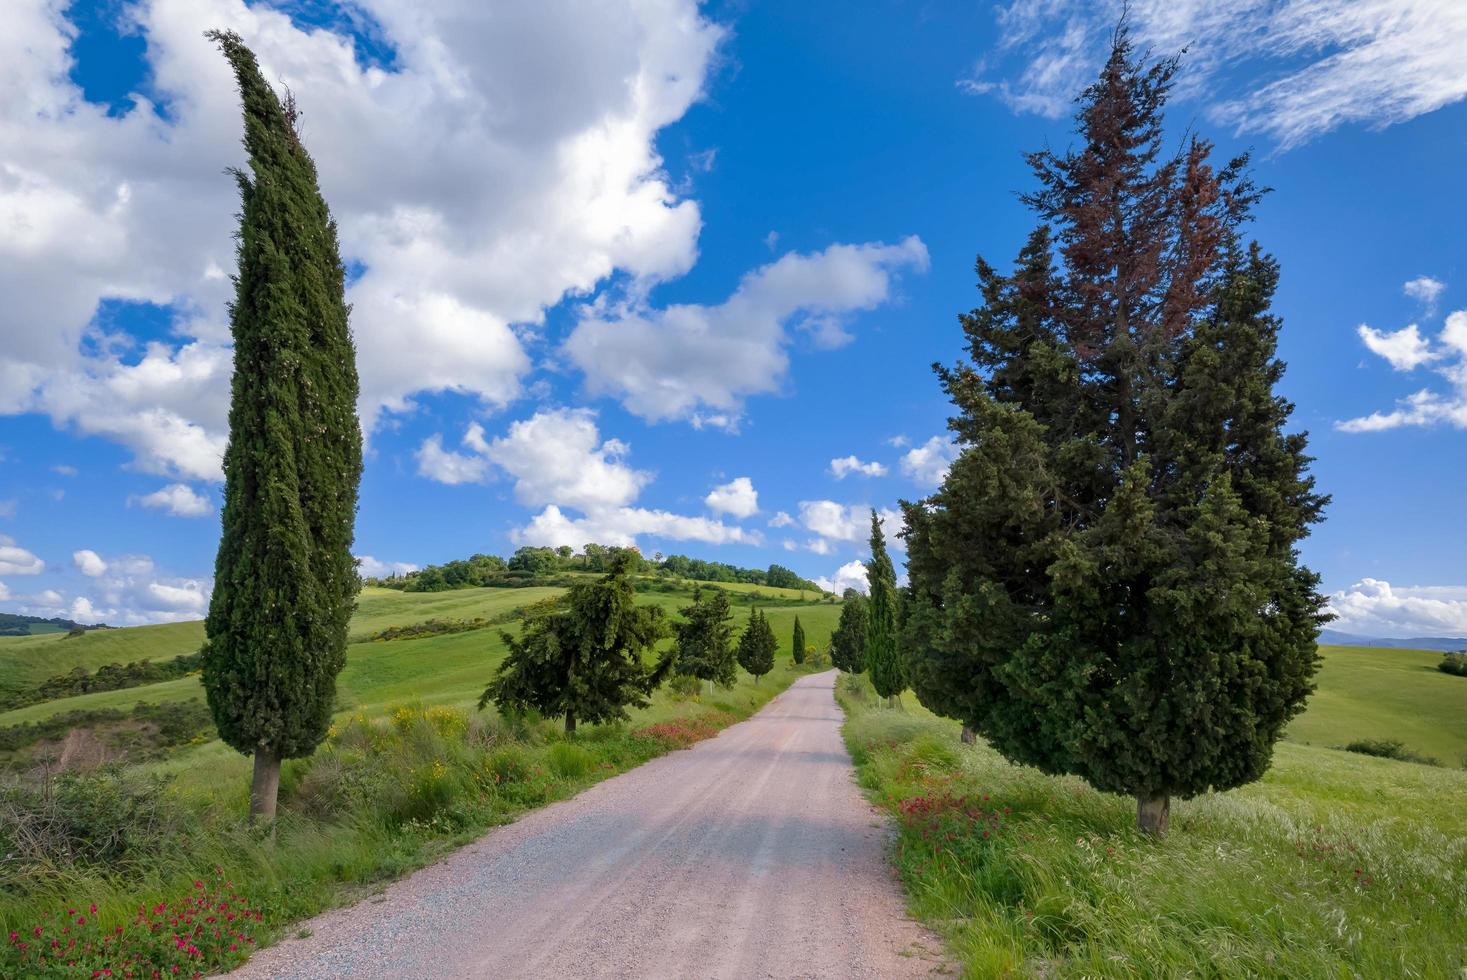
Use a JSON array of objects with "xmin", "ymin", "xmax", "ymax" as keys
[
  {"xmin": 1438, "ymin": 653, "xmax": 1467, "ymax": 677},
  {"xmin": 667, "ymin": 674, "xmax": 703, "ymax": 700},
  {"xmin": 1339, "ymin": 739, "xmax": 1440, "ymax": 766}
]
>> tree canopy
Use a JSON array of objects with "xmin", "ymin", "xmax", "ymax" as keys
[
  {"xmin": 829, "ymin": 590, "xmax": 869, "ymax": 674},
  {"xmin": 865, "ymin": 511, "xmax": 903, "ymax": 702},
  {"xmin": 736, "ymin": 608, "xmax": 777, "ymax": 685},
  {"xmin": 674, "ymin": 587, "xmax": 738, "ymax": 688}
]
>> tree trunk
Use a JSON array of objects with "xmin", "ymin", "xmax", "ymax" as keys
[
  {"xmin": 249, "ymin": 747, "xmax": 281, "ymax": 827},
  {"xmin": 960, "ymin": 725, "xmax": 976, "ymax": 744},
  {"xmin": 1136, "ymin": 793, "xmax": 1170, "ymax": 835},
  {"xmin": 565, "ymin": 712, "xmax": 577, "ymax": 735}
]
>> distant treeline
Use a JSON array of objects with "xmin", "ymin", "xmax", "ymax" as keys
[
  {"xmin": 0, "ymin": 700, "xmax": 213, "ymax": 757},
  {"xmin": 0, "ymin": 651, "xmax": 204, "ymax": 711},
  {"xmin": 0, "ymin": 613, "xmax": 105, "ymax": 637},
  {"xmin": 366, "ymin": 544, "xmax": 825, "ymax": 595}
]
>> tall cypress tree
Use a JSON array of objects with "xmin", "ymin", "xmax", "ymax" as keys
[
  {"xmin": 736, "ymin": 608, "xmax": 776, "ymax": 684},
  {"xmin": 674, "ymin": 587, "xmax": 737, "ymax": 693},
  {"xmin": 828, "ymin": 590, "xmax": 868, "ymax": 674},
  {"xmin": 865, "ymin": 511, "xmax": 903, "ymax": 706},
  {"xmin": 202, "ymin": 30, "xmax": 362, "ymax": 825},
  {"xmin": 483, "ymin": 553, "xmax": 672, "ymax": 734},
  {"xmin": 791, "ymin": 615, "xmax": 807, "ymax": 665},
  {"xmin": 901, "ymin": 28, "xmax": 1327, "ymax": 834}
]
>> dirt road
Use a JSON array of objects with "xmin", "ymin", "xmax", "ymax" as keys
[{"xmin": 231, "ymin": 671, "xmax": 941, "ymax": 979}]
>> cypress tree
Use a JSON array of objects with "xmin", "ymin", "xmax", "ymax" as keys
[
  {"xmin": 864, "ymin": 510, "xmax": 903, "ymax": 706},
  {"xmin": 483, "ymin": 553, "xmax": 672, "ymax": 734},
  {"xmin": 736, "ymin": 608, "xmax": 777, "ymax": 684},
  {"xmin": 828, "ymin": 589, "xmax": 868, "ymax": 674},
  {"xmin": 901, "ymin": 28, "xmax": 1327, "ymax": 834},
  {"xmin": 791, "ymin": 615, "xmax": 807, "ymax": 665},
  {"xmin": 674, "ymin": 587, "xmax": 737, "ymax": 693},
  {"xmin": 202, "ymin": 30, "xmax": 362, "ymax": 825}
]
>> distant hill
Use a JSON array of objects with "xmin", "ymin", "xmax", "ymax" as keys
[
  {"xmin": 0, "ymin": 612, "xmax": 100, "ymax": 637},
  {"xmin": 1319, "ymin": 629, "xmax": 1467, "ymax": 652}
]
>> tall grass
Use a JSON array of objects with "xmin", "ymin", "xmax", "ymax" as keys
[{"xmin": 836, "ymin": 674, "xmax": 1467, "ymax": 979}]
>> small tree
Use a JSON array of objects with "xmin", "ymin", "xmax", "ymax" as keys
[
  {"xmin": 736, "ymin": 608, "xmax": 777, "ymax": 684},
  {"xmin": 791, "ymin": 615, "xmax": 807, "ymax": 665},
  {"xmin": 674, "ymin": 587, "xmax": 737, "ymax": 694},
  {"xmin": 202, "ymin": 30, "xmax": 362, "ymax": 826},
  {"xmin": 829, "ymin": 590, "xmax": 869, "ymax": 673},
  {"xmin": 865, "ymin": 511, "xmax": 903, "ymax": 707},
  {"xmin": 482, "ymin": 554, "xmax": 672, "ymax": 733}
]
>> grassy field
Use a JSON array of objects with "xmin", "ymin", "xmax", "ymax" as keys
[
  {"xmin": 838, "ymin": 674, "xmax": 1467, "ymax": 978},
  {"xmin": 1286, "ymin": 645, "xmax": 1466, "ymax": 764}
]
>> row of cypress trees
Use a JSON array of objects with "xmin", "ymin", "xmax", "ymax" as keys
[{"xmin": 835, "ymin": 29, "xmax": 1327, "ymax": 835}]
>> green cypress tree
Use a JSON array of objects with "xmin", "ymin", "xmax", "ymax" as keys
[
  {"xmin": 828, "ymin": 589, "xmax": 869, "ymax": 674},
  {"xmin": 865, "ymin": 511, "xmax": 903, "ymax": 706},
  {"xmin": 791, "ymin": 615, "xmax": 807, "ymax": 665},
  {"xmin": 202, "ymin": 30, "xmax": 362, "ymax": 825},
  {"xmin": 736, "ymin": 608, "xmax": 776, "ymax": 684},
  {"xmin": 482, "ymin": 553, "xmax": 672, "ymax": 734},
  {"xmin": 901, "ymin": 29, "xmax": 1327, "ymax": 834},
  {"xmin": 674, "ymin": 587, "xmax": 737, "ymax": 693}
]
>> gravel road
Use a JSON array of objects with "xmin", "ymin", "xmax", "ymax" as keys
[{"xmin": 230, "ymin": 671, "xmax": 942, "ymax": 979}]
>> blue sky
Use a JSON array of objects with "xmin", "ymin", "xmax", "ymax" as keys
[{"xmin": 1, "ymin": 0, "xmax": 1465, "ymax": 636}]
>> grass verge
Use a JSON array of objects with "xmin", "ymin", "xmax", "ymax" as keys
[{"xmin": 835, "ymin": 673, "xmax": 1467, "ymax": 979}]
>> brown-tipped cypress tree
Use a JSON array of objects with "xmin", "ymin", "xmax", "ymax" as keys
[
  {"xmin": 736, "ymin": 607, "xmax": 776, "ymax": 684},
  {"xmin": 865, "ymin": 511, "xmax": 903, "ymax": 706},
  {"xmin": 202, "ymin": 30, "xmax": 362, "ymax": 825},
  {"xmin": 901, "ymin": 26, "xmax": 1327, "ymax": 834}
]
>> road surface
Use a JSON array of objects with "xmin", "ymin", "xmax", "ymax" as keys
[{"xmin": 231, "ymin": 671, "xmax": 941, "ymax": 979}]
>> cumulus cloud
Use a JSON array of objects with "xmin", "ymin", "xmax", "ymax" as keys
[
  {"xmin": 73, "ymin": 549, "xmax": 108, "ymax": 577},
  {"xmin": 565, "ymin": 237, "xmax": 929, "ymax": 426},
  {"xmin": 0, "ymin": 535, "xmax": 44, "ymax": 576},
  {"xmin": 705, "ymin": 476, "xmax": 759, "ymax": 518},
  {"xmin": 132, "ymin": 482, "xmax": 212, "ymax": 517},
  {"xmin": 1328, "ymin": 579, "xmax": 1467, "ymax": 638},
  {"xmin": 1404, "ymin": 276, "xmax": 1446, "ymax": 313},
  {"xmin": 768, "ymin": 511, "xmax": 795, "ymax": 528},
  {"xmin": 357, "ymin": 555, "xmax": 420, "ymax": 579},
  {"xmin": 900, "ymin": 435, "xmax": 957, "ymax": 487},
  {"xmin": 1, "ymin": 0, "xmax": 722, "ymax": 471},
  {"xmin": 1340, "ymin": 308, "xmax": 1467, "ymax": 432},
  {"xmin": 829, "ymin": 456, "xmax": 887, "ymax": 479},
  {"xmin": 514, "ymin": 504, "xmax": 760, "ymax": 549},
  {"xmin": 798, "ymin": 500, "xmax": 904, "ymax": 553},
  {"xmin": 814, "ymin": 559, "xmax": 869, "ymax": 596},
  {"xmin": 963, "ymin": 0, "xmax": 1467, "ymax": 148},
  {"xmin": 416, "ymin": 430, "xmax": 493, "ymax": 486}
]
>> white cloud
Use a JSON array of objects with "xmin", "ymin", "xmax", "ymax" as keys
[
  {"xmin": 0, "ymin": 582, "xmax": 8, "ymax": 600},
  {"xmin": 829, "ymin": 456, "xmax": 887, "ymax": 479},
  {"xmin": 1404, "ymin": 276, "xmax": 1445, "ymax": 313},
  {"xmin": 73, "ymin": 549, "xmax": 108, "ymax": 577},
  {"xmin": 900, "ymin": 435, "xmax": 957, "ymax": 487},
  {"xmin": 415, "ymin": 431, "xmax": 493, "ymax": 486},
  {"xmin": 1, "ymin": 0, "xmax": 722, "ymax": 468},
  {"xmin": 814, "ymin": 559, "xmax": 869, "ymax": 596},
  {"xmin": 0, "ymin": 499, "xmax": 14, "ymax": 518},
  {"xmin": 1328, "ymin": 579, "xmax": 1467, "ymax": 638},
  {"xmin": 132, "ymin": 482, "xmax": 212, "ymax": 517},
  {"xmin": 964, "ymin": 0, "xmax": 1467, "ymax": 148},
  {"xmin": 705, "ymin": 476, "xmax": 759, "ymax": 518},
  {"xmin": 768, "ymin": 510, "xmax": 795, "ymax": 528},
  {"xmin": 1340, "ymin": 309, "xmax": 1467, "ymax": 432},
  {"xmin": 886, "ymin": 434, "xmax": 910, "ymax": 448},
  {"xmin": 485, "ymin": 409, "xmax": 650, "ymax": 511},
  {"xmin": 1357, "ymin": 324, "xmax": 1437, "ymax": 371},
  {"xmin": 0, "ymin": 535, "xmax": 44, "ymax": 575},
  {"xmin": 51, "ymin": 464, "xmax": 77, "ymax": 477},
  {"xmin": 513, "ymin": 504, "xmax": 760, "ymax": 549},
  {"xmin": 357, "ymin": 555, "xmax": 420, "ymax": 579},
  {"xmin": 565, "ymin": 237, "xmax": 929, "ymax": 425},
  {"xmin": 798, "ymin": 500, "xmax": 904, "ymax": 552}
]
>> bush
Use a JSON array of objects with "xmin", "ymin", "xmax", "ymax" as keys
[
  {"xmin": 1339, "ymin": 739, "xmax": 1440, "ymax": 766},
  {"xmin": 667, "ymin": 674, "xmax": 703, "ymax": 700},
  {"xmin": 1439, "ymin": 653, "xmax": 1467, "ymax": 677}
]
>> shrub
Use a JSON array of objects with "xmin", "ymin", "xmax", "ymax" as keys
[
  {"xmin": 1439, "ymin": 653, "xmax": 1467, "ymax": 677},
  {"xmin": 1339, "ymin": 739, "xmax": 1440, "ymax": 766},
  {"xmin": 667, "ymin": 674, "xmax": 703, "ymax": 700}
]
